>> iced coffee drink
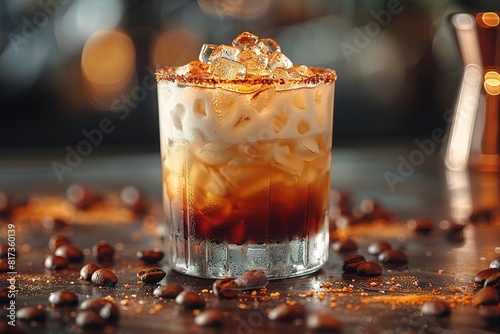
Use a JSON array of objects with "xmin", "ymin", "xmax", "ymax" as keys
[{"xmin": 156, "ymin": 32, "xmax": 336, "ymax": 278}]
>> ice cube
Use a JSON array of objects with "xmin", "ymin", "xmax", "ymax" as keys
[
  {"xmin": 271, "ymin": 68, "xmax": 303, "ymax": 91},
  {"xmin": 270, "ymin": 110, "xmax": 289, "ymax": 133},
  {"xmin": 211, "ymin": 89, "xmax": 238, "ymax": 127},
  {"xmin": 193, "ymin": 141, "xmax": 232, "ymax": 166},
  {"xmin": 297, "ymin": 120, "xmax": 310, "ymax": 134},
  {"xmin": 237, "ymin": 47, "xmax": 268, "ymax": 76},
  {"xmin": 294, "ymin": 65, "xmax": 313, "ymax": 76},
  {"xmin": 170, "ymin": 103, "xmax": 185, "ymax": 131},
  {"xmin": 298, "ymin": 137, "xmax": 320, "ymax": 162},
  {"xmin": 199, "ymin": 44, "xmax": 217, "ymax": 63},
  {"xmin": 314, "ymin": 87, "xmax": 322, "ymax": 104},
  {"xmin": 191, "ymin": 163, "xmax": 230, "ymax": 198},
  {"xmin": 250, "ymin": 87, "xmax": 275, "ymax": 116},
  {"xmin": 292, "ymin": 92, "xmax": 307, "ymax": 110},
  {"xmin": 213, "ymin": 58, "xmax": 246, "ymax": 80},
  {"xmin": 218, "ymin": 82, "xmax": 262, "ymax": 94},
  {"xmin": 193, "ymin": 98, "xmax": 207, "ymax": 118},
  {"xmin": 231, "ymin": 113, "xmax": 252, "ymax": 133},
  {"xmin": 232, "ymin": 32, "xmax": 259, "ymax": 48},
  {"xmin": 272, "ymin": 144, "xmax": 304, "ymax": 177},
  {"xmin": 209, "ymin": 45, "xmax": 241, "ymax": 63},
  {"xmin": 267, "ymin": 51, "xmax": 292, "ymax": 70},
  {"xmin": 258, "ymin": 38, "xmax": 281, "ymax": 55},
  {"xmin": 241, "ymin": 141, "xmax": 273, "ymax": 159}
]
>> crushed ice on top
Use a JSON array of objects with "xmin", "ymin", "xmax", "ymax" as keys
[{"xmin": 174, "ymin": 32, "xmax": 316, "ymax": 89}]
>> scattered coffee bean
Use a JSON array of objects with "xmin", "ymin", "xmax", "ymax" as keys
[
  {"xmin": 0, "ymin": 259, "xmax": 8, "ymax": 273},
  {"xmin": 268, "ymin": 303, "xmax": 305, "ymax": 321},
  {"xmin": 213, "ymin": 278, "xmax": 239, "ymax": 299},
  {"xmin": 475, "ymin": 268, "xmax": 500, "ymax": 286},
  {"xmin": 473, "ymin": 287, "xmax": 499, "ymax": 306},
  {"xmin": 479, "ymin": 306, "xmax": 500, "ymax": 325},
  {"xmin": 76, "ymin": 310, "xmax": 106, "ymax": 328},
  {"xmin": 17, "ymin": 305, "xmax": 46, "ymax": 322},
  {"xmin": 79, "ymin": 298, "xmax": 119, "ymax": 322},
  {"xmin": 137, "ymin": 249, "xmax": 164, "ymax": 264},
  {"xmin": 306, "ymin": 313, "xmax": 343, "ymax": 333},
  {"xmin": 421, "ymin": 300, "xmax": 451, "ymax": 316},
  {"xmin": 331, "ymin": 238, "xmax": 358, "ymax": 253},
  {"xmin": 342, "ymin": 254, "xmax": 366, "ymax": 274},
  {"xmin": 91, "ymin": 268, "xmax": 118, "ymax": 286},
  {"xmin": 484, "ymin": 271, "xmax": 500, "ymax": 290},
  {"xmin": 93, "ymin": 241, "xmax": 115, "ymax": 262},
  {"xmin": 490, "ymin": 256, "xmax": 500, "ymax": 269},
  {"xmin": 0, "ymin": 288, "xmax": 9, "ymax": 304},
  {"xmin": 367, "ymin": 241, "xmax": 392, "ymax": 256},
  {"xmin": 469, "ymin": 207, "xmax": 500, "ymax": 224},
  {"xmin": 49, "ymin": 290, "xmax": 79, "ymax": 307},
  {"xmin": 407, "ymin": 218, "xmax": 435, "ymax": 234},
  {"xmin": 175, "ymin": 291, "xmax": 205, "ymax": 309},
  {"xmin": 438, "ymin": 219, "xmax": 465, "ymax": 234},
  {"xmin": 44, "ymin": 254, "xmax": 68, "ymax": 270},
  {"xmin": 42, "ymin": 216, "xmax": 67, "ymax": 230},
  {"xmin": 357, "ymin": 261, "xmax": 383, "ymax": 277},
  {"xmin": 67, "ymin": 184, "xmax": 97, "ymax": 209},
  {"xmin": 194, "ymin": 309, "xmax": 224, "ymax": 327},
  {"xmin": 55, "ymin": 244, "xmax": 84, "ymax": 263},
  {"xmin": 233, "ymin": 270, "xmax": 268, "ymax": 290},
  {"xmin": 378, "ymin": 250, "xmax": 408, "ymax": 264},
  {"xmin": 153, "ymin": 284, "xmax": 184, "ymax": 298},
  {"xmin": 121, "ymin": 186, "xmax": 148, "ymax": 214},
  {"xmin": 49, "ymin": 234, "xmax": 71, "ymax": 252},
  {"xmin": 137, "ymin": 268, "xmax": 166, "ymax": 284},
  {"xmin": 80, "ymin": 263, "xmax": 102, "ymax": 281}
]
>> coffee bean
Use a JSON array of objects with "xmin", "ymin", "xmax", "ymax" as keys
[
  {"xmin": 490, "ymin": 257, "xmax": 500, "ymax": 269},
  {"xmin": 91, "ymin": 268, "xmax": 118, "ymax": 286},
  {"xmin": 342, "ymin": 254, "xmax": 366, "ymax": 274},
  {"xmin": 0, "ymin": 288, "xmax": 9, "ymax": 304},
  {"xmin": 49, "ymin": 234, "xmax": 71, "ymax": 252},
  {"xmin": 44, "ymin": 254, "xmax": 68, "ymax": 270},
  {"xmin": 42, "ymin": 216, "xmax": 67, "ymax": 230},
  {"xmin": 0, "ymin": 259, "xmax": 8, "ymax": 273},
  {"xmin": 153, "ymin": 284, "xmax": 184, "ymax": 298},
  {"xmin": 49, "ymin": 290, "xmax": 79, "ymax": 307},
  {"xmin": 175, "ymin": 291, "xmax": 205, "ymax": 309},
  {"xmin": 367, "ymin": 241, "xmax": 392, "ymax": 256},
  {"xmin": 17, "ymin": 305, "xmax": 46, "ymax": 322},
  {"xmin": 332, "ymin": 238, "xmax": 358, "ymax": 253},
  {"xmin": 378, "ymin": 250, "xmax": 408, "ymax": 264},
  {"xmin": 55, "ymin": 244, "xmax": 84, "ymax": 263},
  {"xmin": 484, "ymin": 271, "xmax": 500, "ymax": 290},
  {"xmin": 357, "ymin": 261, "xmax": 382, "ymax": 277},
  {"xmin": 469, "ymin": 208, "xmax": 500, "ymax": 223},
  {"xmin": 213, "ymin": 278, "xmax": 239, "ymax": 299},
  {"xmin": 79, "ymin": 298, "xmax": 119, "ymax": 322},
  {"xmin": 473, "ymin": 287, "xmax": 499, "ymax": 306},
  {"xmin": 93, "ymin": 241, "xmax": 115, "ymax": 262},
  {"xmin": 67, "ymin": 184, "xmax": 97, "ymax": 209},
  {"xmin": 421, "ymin": 300, "xmax": 451, "ymax": 316},
  {"xmin": 475, "ymin": 268, "xmax": 500, "ymax": 285},
  {"xmin": 80, "ymin": 263, "xmax": 102, "ymax": 281},
  {"xmin": 121, "ymin": 186, "xmax": 149, "ymax": 215},
  {"xmin": 233, "ymin": 270, "xmax": 268, "ymax": 290},
  {"xmin": 194, "ymin": 309, "xmax": 224, "ymax": 327},
  {"xmin": 479, "ymin": 306, "xmax": 500, "ymax": 325},
  {"xmin": 438, "ymin": 219, "xmax": 465, "ymax": 233},
  {"xmin": 76, "ymin": 310, "xmax": 106, "ymax": 328},
  {"xmin": 268, "ymin": 303, "xmax": 305, "ymax": 321},
  {"xmin": 137, "ymin": 249, "xmax": 164, "ymax": 264},
  {"xmin": 137, "ymin": 268, "xmax": 166, "ymax": 284},
  {"xmin": 306, "ymin": 313, "xmax": 343, "ymax": 333},
  {"xmin": 407, "ymin": 218, "xmax": 435, "ymax": 234}
]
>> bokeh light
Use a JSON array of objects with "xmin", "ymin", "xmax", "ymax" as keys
[
  {"xmin": 197, "ymin": 0, "xmax": 271, "ymax": 21},
  {"xmin": 484, "ymin": 70, "xmax": 500, "ymax": 96},
  {"xmin": 150, "ymin": 27, "xmax": 202, "ymax": 69},
  {"xmin": 481, "ymin": 12, "xmax": 500, "ymax": 27},
  {"xmin": 81, "ymin": 29, "xmax": 136, "ymax": 110}
]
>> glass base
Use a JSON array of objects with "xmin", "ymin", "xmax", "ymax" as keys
[{"xmin": 165, "ymin": 228, "xmax": 329, "ymax": 279}]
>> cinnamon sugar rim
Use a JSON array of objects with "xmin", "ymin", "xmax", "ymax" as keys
[{"xmin": 155, "ymin": 66, "xmax": 337, "ymax": 87}]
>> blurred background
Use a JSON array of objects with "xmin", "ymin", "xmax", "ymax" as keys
[{"xmin": 1, "ymin": 0, "xmax": 500, "ymax": 149}]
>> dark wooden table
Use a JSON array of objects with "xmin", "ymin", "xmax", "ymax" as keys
[{"xmin": 1, "ymin": 142, "xmax": 499, "ymax": 333}]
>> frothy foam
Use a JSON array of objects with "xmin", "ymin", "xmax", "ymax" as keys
[{"xmin": 157, "ymin": 32, "xmax": 335, "ymax": 144}]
